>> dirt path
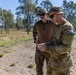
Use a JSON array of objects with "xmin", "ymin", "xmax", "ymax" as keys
[
  {"xmin": 0, "ymin": 38, "xmax": 76, "ymax": 75},
  {"xmin": 0, "ymin": 40, "xmax": 36, "ymax": 75}
]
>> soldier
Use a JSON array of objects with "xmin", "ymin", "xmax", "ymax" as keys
[
  {"xmin": 37, "ymin": 7, "xmax": 75, "ymax": 75},
  {"xmin": 33, "ymin": 8, "xmax": 56, "ymax": 75}
]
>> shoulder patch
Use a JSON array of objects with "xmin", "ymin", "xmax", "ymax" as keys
[{"xmin": 67, "ymin": 30, "xmax": 75, "ymax": 35}]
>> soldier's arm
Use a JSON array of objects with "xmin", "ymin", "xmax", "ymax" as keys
[
  {"xmin": 45, "ymin": 25, "xmax": 75, "ymax": 55},
  {"xmin": 33, "ymin": 24, "xmax": 37, "ymax": 43}
]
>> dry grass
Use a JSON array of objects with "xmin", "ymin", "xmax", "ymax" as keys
[
  {"xmin": 0, "ymin": 30, "xmax": 32, "ymax": 41},
  {"xmin": 0, "ymin": 30, "xmax": 33, "ymax": 47}
]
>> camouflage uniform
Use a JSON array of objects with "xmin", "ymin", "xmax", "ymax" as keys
[
  {"xmin": 46, "ymin": 19, "xmax": 74, "ymax": 75},
  {"xmin": 35, "ymin": 48, "xmax": 50, "ymax": 75},
  {"xmin": 33, "ymin": 19, "xmax": 55, "ymax": 75}
]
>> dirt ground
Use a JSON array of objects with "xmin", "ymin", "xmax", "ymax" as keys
[{"xmin": 0, "ymin": 37, "xmax": 76, "ymax": 75}]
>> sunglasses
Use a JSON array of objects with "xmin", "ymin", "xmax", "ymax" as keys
[
  {"xmin": 49, "ymin": 13, "xmax": 56, "ymax": 19},
  {"xmin": 39, "ymin": 13, "xmax": 45, "ymax": 16}
]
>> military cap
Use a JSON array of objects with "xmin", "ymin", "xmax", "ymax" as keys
[
  {"xmin": 49, "ymin": 7, "xmax": 64, "ymax": 14},
  {"xmin": 37, "ymin": 8, "xmax": 47, "ymax": 15}
]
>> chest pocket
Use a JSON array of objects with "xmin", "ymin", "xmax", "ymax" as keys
[
  {"xmin": 55, "ymin": 29, "xmax": 62, "ymax": 40},
  {"xmin": 52, "ymin": 25, "xmax": 62, "ymax": 42}
]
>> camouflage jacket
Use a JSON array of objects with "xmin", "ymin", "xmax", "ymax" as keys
[
  {"xmin": 46, "ymin": 19, "xmax": 74, "ymax": 58},
  {"xmin": 45, "ymin": 19, "xmax": 75, "ymax": 69}
]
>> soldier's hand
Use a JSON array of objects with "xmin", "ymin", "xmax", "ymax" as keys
[{"xmin": 37, "ymin": 43, "xmax": 47, "ymax": 52}]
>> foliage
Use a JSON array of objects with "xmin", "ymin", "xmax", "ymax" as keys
[
  {"xmin": 10, "ymin": 63, "xmax": 16, "ymax": 67},
  {"xmin": 0, "ymin": 30, "xmax": 32, "ymax": 47},
  {"xmin": 27, "ymin": 64, "xmax": 34, "ymax": 68},
  {"xmin": 15, "ymin": 15, "xmax": 24, "ymax": 30},
  {"xmin": 0, "ymin": 0, "xmax": 76, "ymax": 31},
  {"xmin": 16, "ymin": 0, "xmax": 36, "ymax": 31},
  {"xmin": 0, "ymin": 37, "xmax": 29, "ymax": 47},
  {"xmin": 75, "ymin": 31, "xmax": 76, "ymax": 35},
  {"xmin": 5, "ymin": 50, "xmax": 13, "ymax": 53},
  {"xmin": 0, "ymin": 54, "xmax": 4, "ymax": 58},
  {"xmin": 0, "ymin": 8, "xmax": 15, "ymax": 33},
  {"xmin": 61, "ymin": 0, "xmax": 76, "ymax": 30},
  {"xmin": 40, "ymin": 0, "xmax": 53, "ymax": 12}
]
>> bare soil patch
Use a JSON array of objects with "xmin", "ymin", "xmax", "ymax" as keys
[{"xmin": 0, "ymin": 37, "xmax": 76, "ymax": 75}]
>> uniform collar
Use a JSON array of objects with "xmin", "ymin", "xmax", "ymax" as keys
[{"xmin": 41, "ymin": 20, "xmax": 49, "ymax": 24}]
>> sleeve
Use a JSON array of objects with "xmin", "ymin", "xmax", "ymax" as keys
[
  {"xmin": 45, "ymin": 25, "xmax": 75, "ymax": 56},
  {"xmin": 33, "ymin": 23, "xmax": 38, "ymax": 43}
]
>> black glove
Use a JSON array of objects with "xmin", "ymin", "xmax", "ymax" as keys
[{"xmin": 46, "ymin": 42, "xmax": 53, "ymax": 46}]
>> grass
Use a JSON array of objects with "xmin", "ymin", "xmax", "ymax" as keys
[
  {"xmin": 75, "ymin": 31, "xmax": 76, "ymax": 35},
  {"xmin": 27, "ymin": 64, "xmax": 34, "ymax": 68},
  {"xmin": 10, "ymin": 63, "xmax": 16, "ymax": 67},
  {"xmin": 5, "ymin": 50, "xmax": 13, "ymax": 53},
  {"xmin": 0, "ymin": 37, "xmax": 29, "ymax": 47},
  {"xmin": 0, "ymin": 54, "xmax": 4, "ymax": 58},
  {"xmin": 0, "ymin": 30, "xmax": 32, "ymax": 47}
]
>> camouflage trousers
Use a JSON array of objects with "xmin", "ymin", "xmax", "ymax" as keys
[
  {"xmin": 47, "ymin": 65, "xmax": 70, "ymax": 75},
  {"xmin": 35, "ymin": 48, "xmax": 50, "ymax": 75},
  {"xmin": 46, "ymin": 55, "xmax": 72, "ymax": 75}
]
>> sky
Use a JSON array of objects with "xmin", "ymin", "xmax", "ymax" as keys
[{"xmin": 0, "ymin": 0, "xmax": 76, "ymax": 19}]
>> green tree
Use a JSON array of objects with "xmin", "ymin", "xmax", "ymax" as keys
[
  {"xmin": 62, "ymin": 0, "xmax": 76, "ymax": 30},
  {"xmin": 16, "ymin": 0, "xmax": 36, "ymax": 32},
  {"xmin": 40, "ymin": 0, "xmax": 53, "ymax": 12},
  {"xmin": 2, "ymin": 9, "xmax": 15, "ymax": 33},
  {"xmin": 0, "ymin": 7, "xmax": 4, "ymax": 34},
  {"xmin": 16, "ymin": 15, "xmax": 23, "ymax": 30}
]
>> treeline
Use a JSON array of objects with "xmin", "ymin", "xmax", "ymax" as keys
[
  {"xmin": 0, "ymin": 9, "xmax": 15, "ymax": 33},
  {"xmin": 0, "ymin": 0, "xmax": 76, "ymax": 34}
]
